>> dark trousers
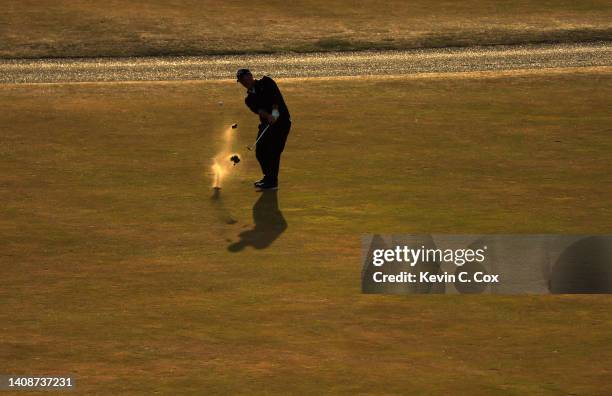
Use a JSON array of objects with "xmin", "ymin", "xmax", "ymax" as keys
[{"xmin": 255, "ymin": 120, "xmax": 291, "ymax": 184}]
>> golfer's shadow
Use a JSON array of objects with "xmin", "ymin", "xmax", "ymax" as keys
[{"xmin": 227, "ymin": 190, "xmax": 287, "ymax": 252}]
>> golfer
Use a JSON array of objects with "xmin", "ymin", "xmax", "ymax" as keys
[{"xmin": 237, "ymin": 69, "xmax": 291, "ymax": 190}]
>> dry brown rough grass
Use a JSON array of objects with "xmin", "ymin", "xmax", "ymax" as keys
[{"xmin": 1, "ymin": 0, "xmax": 611, "ymax": 58}]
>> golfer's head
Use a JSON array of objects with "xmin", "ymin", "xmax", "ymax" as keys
[{"xmin": 236, "ymin": 68, "xmax": 254, "ymax": 88}]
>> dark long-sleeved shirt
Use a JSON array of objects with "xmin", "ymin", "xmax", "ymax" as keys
[{"xmin": 244, "ymin": 76, "xmax": 291, "ymax": 124}]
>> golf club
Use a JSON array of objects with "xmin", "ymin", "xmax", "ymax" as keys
[{"xmin": 246, "ymin": 124, "xmax": 270, "ymax": 151}]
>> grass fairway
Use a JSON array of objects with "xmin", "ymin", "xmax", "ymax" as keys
[
  {"xmin": 1, "ymin": 0, "xmax": 611, "ymax": 58},
  {"xmin": 1, "ymin": 72, "xmax": 612, "ymax": 394}
]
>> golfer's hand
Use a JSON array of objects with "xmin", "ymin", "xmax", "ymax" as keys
[{"xmin": 266, "ymin": 113, "xmax": 277, "ymax": 125}]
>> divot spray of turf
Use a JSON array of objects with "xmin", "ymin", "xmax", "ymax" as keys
[{"xmin": 211, "ymin": 124, "xmax": 240, "ymax": 189}]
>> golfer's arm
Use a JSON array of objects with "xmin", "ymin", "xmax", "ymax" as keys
[
  {"xmin": 270, "ymin": 82, "xmax": 282, "ymax": 111},
  {"xmin": 266, "ymin": 78, "xmax": 282, "ymax": 114}
]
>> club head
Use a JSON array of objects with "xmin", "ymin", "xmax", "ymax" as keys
[{"xmin": 231, "ymin": 123, "xmax": 238, "ymax": 129}]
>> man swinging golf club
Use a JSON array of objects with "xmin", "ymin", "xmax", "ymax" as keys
[{"xmin": 237, "ymin": 69, "xmax": 291, "ymax": 191}]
